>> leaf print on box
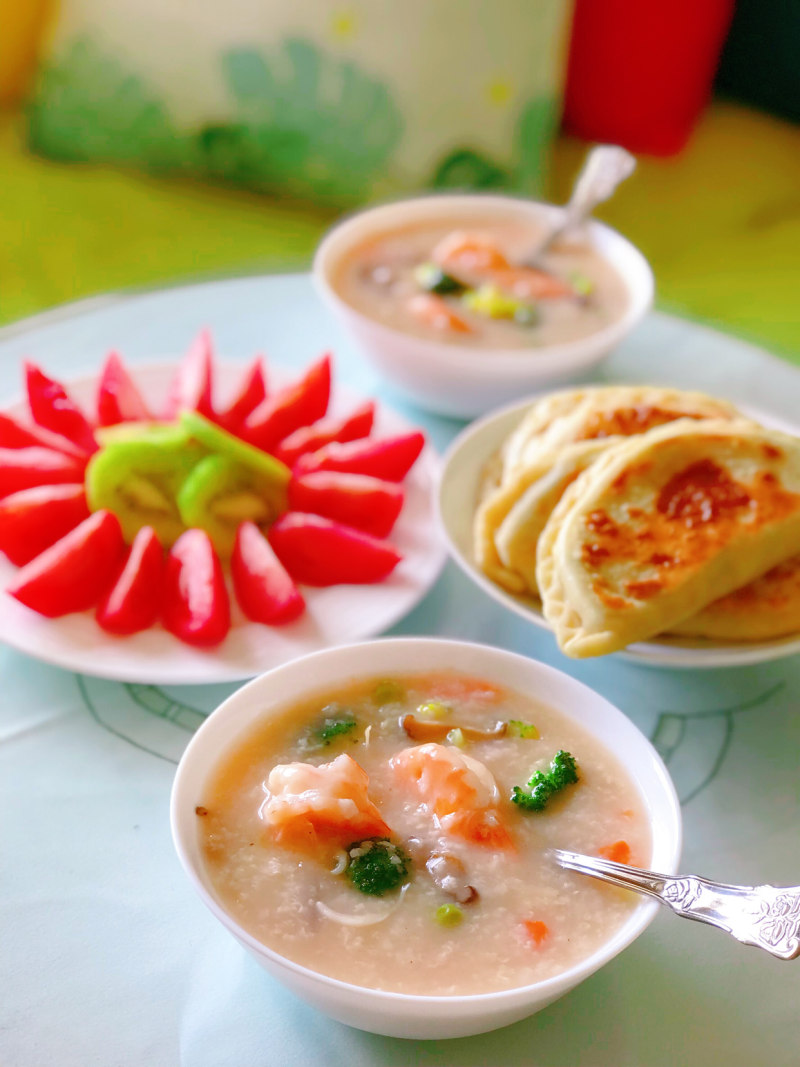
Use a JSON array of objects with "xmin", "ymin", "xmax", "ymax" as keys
[
  {"xmin": 429, "ymin": 95, "xmax": 557, "ymax": 195},
  {"xmin": 211, "ymin": 40, "xmax": 403, "ymax": 203},
  {"xmin": 28, "ymin": 36, "xmax": 403, "ymax": 206},
  {"xmin": 27, "ymin": 38, "xmax": 185, "ymax": 171}
]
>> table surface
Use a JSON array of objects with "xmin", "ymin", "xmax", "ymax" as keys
[{"xmin": 1, "ymin": 274, "xmax": 799, "ymax": 1067}]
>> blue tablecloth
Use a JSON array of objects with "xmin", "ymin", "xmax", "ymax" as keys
[{"xmin": 1, "ymin": 275, "xmax": 799, "ymax": 1066}]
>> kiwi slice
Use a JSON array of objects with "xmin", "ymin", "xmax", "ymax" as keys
[
  {"xmin": 177, "ymin": 454, "xmax": 288, "ymax": 557},
  {"xmin": 180, "ymin": 411, "xmax": 290, "ymax": 487},
  {"xmin": 94, "ymin": 421, "xmax": 179, "ymax": 448},
  {"xmin": 86, "ymin": 430, "xmax": 207, "ymax": 545}
]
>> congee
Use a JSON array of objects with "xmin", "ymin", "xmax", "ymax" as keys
[{"xmin": 199, "ymin": 671, "xmax": 650, "ymax": 995}]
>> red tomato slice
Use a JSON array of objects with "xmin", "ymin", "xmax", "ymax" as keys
[
  {"xmin": 162, "ymin": 528, "xmax": 230, "ymax": 647},
  {"xmin": 293, "ymin": 432, "xmax": 425, "ymax": 482},
  {"xmin": 6, "ymin": 510, "xmax": 124, "ymax": 617},
  {"xmin": 25, "ymin": 363, "xmax": 98, "ymax": 454},
  {"xmin": 0, "ymin": 483, "xmax": 90, "ymax": 566},
  {"xmin": 163, "ymin": 329, "xmax": 215, "ymax": 419},
  {"xmin": 0, "ymin": 411, "xmax": 89, "ymax": 460},
  {"xmin": 96, "ymin": 526, "xmax": 164, "ymax": 635},
  {"xmin": 268, "ymin": 513, "xmax": 401, "ymax": 585},
  {"xmin": 0, "ymin": 446, "xmax": 87, "ymax": 499},
  {"xmin": 231, "ymin": 521, "xmax": 305, "ymax": 624},
  {"xmin": 288, "ymin": 472, "xmax": 403, "ymax": 539},
  {"xmin": 274, "ymin": 401, "xmax": 375, "ymax": 468},
  {"xmin": 215, "ymin": 356, "xmax": 267, "ymax": 432},
  {"xmin": 243, "ymin": 354, "xmax": 331, "ymax": 453},
  {"xmin": 96, "ymin": 351, "xmax": 152, "ymax": 426}
]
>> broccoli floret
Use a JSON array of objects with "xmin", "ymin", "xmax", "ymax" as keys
[
  {"xmin": 511, "ymin": 750, "xmax": 579, "ymax": 812},
  {"xmin": 414, "ymin": 263, "xmax": 466, "ymax": 296},
  {"xmin": 346, "ymin": 838, "xmax": 410, "ymax": 896}
]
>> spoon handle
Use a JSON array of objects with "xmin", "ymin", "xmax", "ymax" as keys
[
  {"xmin": 551, "ymin": 848, "xmax": 800, "ymax": 961},
  {"xmin": 527, "ymin": 145, "xmax": 636, "ymax": 262}
]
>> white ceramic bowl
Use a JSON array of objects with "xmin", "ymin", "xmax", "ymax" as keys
[
  {"xmin": 313, "ymin": 195, "xmax": 654, "ymax": 417},
  {"xmin": 171, "ymin": 637, "xmax": 681, "ymax": 1039}
]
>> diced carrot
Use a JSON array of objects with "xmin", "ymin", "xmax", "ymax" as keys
[
  {"xmin": 448, "ymin": 808, "xmax": 515, "ymax": 851},
  {"xmin": 620, "ymin": 809, "xmax": 634, "ymax": 819},
  {"xmin": 431, "ymin": 232, "xmax": 510, "ymax": 273},
  {"xmin": 598, "ymin": 840, "xmax": 631, "ymax": 865},
  {"xmin": 522, "ymin": 919, "xmax": 549, "ymax": 946},
  {"xmin": 489, "ymin": 267, "xmax": 574, "ymax": 300},
  {"xmin": 407, "ymin": 293, "xmax": 472, "ymax": 334}
]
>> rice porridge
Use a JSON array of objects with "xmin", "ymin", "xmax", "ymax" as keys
[{"xmin": 199, "ymin": 671, "xmax": 651, "ymax": 995}]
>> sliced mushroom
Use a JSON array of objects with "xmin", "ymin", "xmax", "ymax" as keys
[
  {"xmin": 400, "ymin": 714, "xmax": 507, "ymax": 743},
  {"xmin": 426, "ymin": 851, "xmax": 479, "ymax": 905}
]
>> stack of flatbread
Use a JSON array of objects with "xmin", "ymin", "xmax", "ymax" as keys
[{"xmin": 474, "ymin": 386, "xmax": 800, "ymax": 657}]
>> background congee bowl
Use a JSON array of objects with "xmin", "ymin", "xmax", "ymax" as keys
[
  {"xmin": 171, "ymin": 637, "xmax": 681, "ymax": 1039},
  {"xmin": 313, "ymin": 195, "xmax": 654, "ymax": 418}
]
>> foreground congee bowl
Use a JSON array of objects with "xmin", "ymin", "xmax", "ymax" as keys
[
  {"xmin": 171, "ymin": 638, "xmax": 680, "ymax": 1039},
  {"xmin": 313, "ymin": 195, "xmax": 654, "ymax": 417}
]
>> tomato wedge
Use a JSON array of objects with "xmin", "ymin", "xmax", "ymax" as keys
[
  {"xmin": 163, "ymin": 329, "xmax": 215, "ymax": 419},
  {"xmin": 25, "ymin": 363, "xmax": 98, "ymax": 454},
  {"xmin": 231, "ymin": 521, "xmax": 305, "ymax": 624},
  {"xmin": 293, "ymin": 432, "xmax": 425, "ymax": 482},
  {"xmin": 162, "ymin": 528, "xmax": 230, "ymax": 646},
  {"xmin": 0, "ymin": 483, "xmax": 90, "ymax": 566},
  {"xmin": 243, "ymin": 354, "xmax": 331, "ymax": 453},
  {"xmin": 288, "ymin": 472, "xmax": 403, "ymax": 539},
  {"xmin": 96, "ymin": 526, "xmax": 164, "ymax": 635},
  {"xmin": 6, "ymin": 510, "xmax": 124, "ymax": 617},
  {"xmin": 0, "ymin": 411, "xmax": 89, "ymax": 460},
  {"xmin": 274, "ymin": 401, "xmax": 375, "ymax": 468},
  {"xmin": 268, "ymin": 513, "xmax": 401, "ymax": 585},
  {"xmin": 0, "ymin": 446, "xmax": 87, "ymax": 499},
  {"xmin": 215, "ymin": 356, "xmax": 267, "ymax": 433},
  {"xmin": 96, "ymin": 351, "xmax": 152, "ymax": 426}
]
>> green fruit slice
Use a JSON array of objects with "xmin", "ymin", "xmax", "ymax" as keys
[
  {"xmin": 180, "ymin": 411, "xmax": 291, "ymax": 487},
  {"xmin": 86, "ymin": 431, "xmax": 207, "ymax": 545},
  {"xmin": 177, "ymin": 454, "xmax": 288, "ymax": 557},
  {"xmin": 95, "ymin": 422, "xmax": 180, "ymax": 448}
]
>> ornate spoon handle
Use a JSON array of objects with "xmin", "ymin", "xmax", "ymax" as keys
[
  {"xmin": 551, "ymin": 848, "xmax": 800, "ymax": 961},
  {"xmin": 525, "ymin": 145, "xmax": 636, "ymax": 263}
]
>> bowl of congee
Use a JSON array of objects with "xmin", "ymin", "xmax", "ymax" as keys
[
  {"xmin": 313, "ymin": 195, "xmax": 653, "ymax": 417},
  {"xmin": 171, "ymin": 638, "xmax": 681, "ymax": 1039}
]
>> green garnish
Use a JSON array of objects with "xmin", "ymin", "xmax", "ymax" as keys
[
  {"xmin": 462, "ymin": 284, "xmax": 537, "ymax": 324},
  {"xmin": 506, "ymin": 720, "xmax": 540, "ymax": 739},
  {"xmin": 414, "ymin": 262, "xmax": 467, "ymax": 296},
  {"xmin": 416, "ymin": 700, "xmax": 449, "ymax": 720},
  {"xmin": 346, "ymin": 838, "xmax": 409, "ymax": 896},
  {"xmin": 511, "ymin": 750, "xmax": 579, "ymax": 812},
  {"xmin": 513, "ymin": 304, "xmax": 539, "ymax": 327},
  {"xmin": 569, "ymin": 272, "xmax": 594, "ymax": 297},
  {"xmin": 298, "ymin": 705, "xmax": 358, "ymax": 750},
  {"xmin": 446, "ymin": 727, "xmax": 466, "ymax": 748},
  {"xmin": 434, "ymin": 903, "xmax": 463, "ymax": 927},
  {"xmin": 372, "ymin": 679, "xmax": 405, "ymax": 705}
]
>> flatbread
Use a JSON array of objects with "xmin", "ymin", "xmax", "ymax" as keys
[
  {"xmin": 671, "ymin": 553, "xmax": 800, "ymax": 641},
  {"xmin": 492, "ymin": 439, "xmax": 614, "ymax": 595},
  {"xmin": 536, "ymin": 419, "xmax": 800, "ymax": 657},
  {"xmin": 502, "ymin": 385, "xmax": 742, "ymax": 484}
]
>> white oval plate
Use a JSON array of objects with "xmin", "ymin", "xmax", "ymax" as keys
[
  {"xmin": 0, "ymin": 361, "xmax": 446, "ymax": 683},
  {"xmin": 437, "ymin": 396, "xmax": 800, "ymax": 669}
]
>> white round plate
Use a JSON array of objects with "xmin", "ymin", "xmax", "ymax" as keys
[
  {"xmin": 0, "ymin": 361, "xmax": 446, "ymax": 683},
  {"xmin": 437, "ymin": 396, "xmax": 800, "ymax": 669}
]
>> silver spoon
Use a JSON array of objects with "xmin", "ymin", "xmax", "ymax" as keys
[
  {"xmin": 551, "ymin": 848, "xmax": 800, "ymax": 960},
  {"xmin": 524, "ymin": 144, "xmax": 636, "ymax": 266}
]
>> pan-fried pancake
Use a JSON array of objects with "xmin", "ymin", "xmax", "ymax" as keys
[
  {"xmin": 536, "ymin": 419, "xmax": 800, "ymax": 657},
  {"xmin": 490, "ymin": 439, "xmax": 614, "ymax": 595},
  {"xmin": 670, "ymin": 554, "xmax": 800, "ymax": 641},
  {"xmin": 502, "ymin": 386, "xmax": 742, "ymax": 484}
]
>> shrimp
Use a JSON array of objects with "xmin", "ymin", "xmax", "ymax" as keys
[
  {"xmin": 431, "ymin": 231, "xmax": 510, "ymax": 274},
  {"xmin": 390, "ymin": 743, "xmax": 514, "ymax": 850},
  {"xmin": 488, "ymin": 267, "xmax": 573, "ymax": 300},
  {"xmin": 407, "ymin": 293, "xmax": 472, "ymax": 334},
  {"xmin": 261, "ymin": 753, "xmax": 391, "ymax": 853}
]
